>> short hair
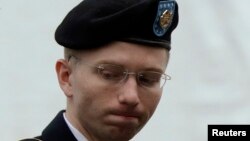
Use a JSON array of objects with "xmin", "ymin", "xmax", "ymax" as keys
[{"xmin": 64, "ymin": 48, "xmax": 80, "ymax": 61}]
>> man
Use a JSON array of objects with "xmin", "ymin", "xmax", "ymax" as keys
[{"xmin": 21, "ymin": 0, "xmax": 178, "ymax": 140}]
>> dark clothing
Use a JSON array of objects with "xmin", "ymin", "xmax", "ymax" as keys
[{"xmin": 20, "ymin": 110, "xmax": 77, "ymax": 141}]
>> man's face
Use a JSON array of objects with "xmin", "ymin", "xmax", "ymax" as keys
[{"xmin": 60, "ymin": 42, "xmax": 169, "ymax": 141}]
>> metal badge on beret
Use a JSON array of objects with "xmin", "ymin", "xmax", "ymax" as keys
[
  {"xmin": 153, "ymin": 0, "xmax": 176, "ymax": 37},
  {"xmin": 160, "ymin": 10, "xmax": 172, "ymax": 28}
]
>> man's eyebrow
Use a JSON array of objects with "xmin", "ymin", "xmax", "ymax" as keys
[
  {"xmin": 94, "ymin": 60, "xmax": 165, "ymax": 73},
  {"xmin": 142, "ymin": 67, "xmax": 165, "ymax": 73},
  {"xmin": 94, "ymin": 60, "xmax": 124, "ymax": 66}
]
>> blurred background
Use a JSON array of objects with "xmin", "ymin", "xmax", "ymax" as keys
[{"xmin": 1, "ymin": 0, "xmax": 249, "ymax": 140}]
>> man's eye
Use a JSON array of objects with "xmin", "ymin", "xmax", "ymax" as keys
[
  {"xmin": 102, "ymin": 70, "xmax": 115, "ymax": 79},
  {"xmin": 100, "ymin": 69, "xmax": 123, "ymax": 80},
  {"xmin": 138, "ymin": 72, "xmax": 163, "ymax": 87},
  {"xmin": 139, "ymin": 75, "xmax": 159, "ymax": 86}
]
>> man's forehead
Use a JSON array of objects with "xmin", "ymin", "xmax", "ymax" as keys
[{"xmin": 74, "ymin": 42, "xmax": 168, "ymax": 70}]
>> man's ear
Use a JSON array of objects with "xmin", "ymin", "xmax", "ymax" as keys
[{"xmin": 55, "ymin": 59, "xmax": 73, "ymax": 97}]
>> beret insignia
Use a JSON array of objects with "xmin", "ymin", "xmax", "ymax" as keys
[{"xmin": 153, "ymin": 0, "xmax": 176, "ymax": 37}]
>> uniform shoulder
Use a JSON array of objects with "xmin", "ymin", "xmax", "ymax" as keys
[{"xmin": 19, "ymin": 137, "xmax": 42, "ymax": 141}]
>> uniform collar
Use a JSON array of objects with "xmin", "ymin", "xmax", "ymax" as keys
[
  {"xmin": 63, "ymin": 112, "xmax": 88, "ymax": 141},
  {"xmin": 41, "ymin": 110, "xmax": 78, "ymax": 141}
]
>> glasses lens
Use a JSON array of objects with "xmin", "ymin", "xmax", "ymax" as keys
[
  {"xmin": 97, "ymin": 64, "xmax": 126, "ymax": 82},
  {"xmin": 138, "ymin": 71, "xmax": 166, "ymax": 88}
]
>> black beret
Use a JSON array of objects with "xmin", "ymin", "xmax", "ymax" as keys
[{"xmin": 55, "ymin": 0, "xmax": 179, "ymax": 50}]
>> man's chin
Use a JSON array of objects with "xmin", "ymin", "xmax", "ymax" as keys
[{"xmin": 94, "ymin": 124, "xmax": 137, "ymax": 141}]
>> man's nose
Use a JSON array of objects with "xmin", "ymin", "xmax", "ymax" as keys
[{"xmin": 118, "ymin": 75, "xmax": 140, "ymax": 107}]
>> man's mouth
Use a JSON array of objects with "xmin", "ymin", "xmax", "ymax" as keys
[{"xmin": 105, "ymin": 110, "xmax": 142, "ymax": 126}]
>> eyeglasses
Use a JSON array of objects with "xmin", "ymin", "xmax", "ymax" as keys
[{"xmin": 68, "ymin": 56, "xmax": 171, "ymax": 89}]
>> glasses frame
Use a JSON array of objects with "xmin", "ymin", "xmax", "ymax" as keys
[{"xmin": 68, "ymin": 55, "xmax": 171, "ymax": 89}]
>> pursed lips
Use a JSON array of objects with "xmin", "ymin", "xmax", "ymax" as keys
[{"xmin": 107, "ymin": 110, "xmax": 143, "ymax": 125}]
